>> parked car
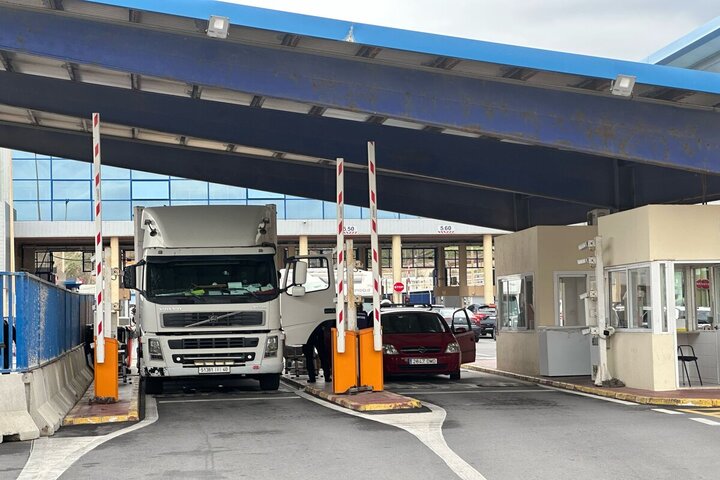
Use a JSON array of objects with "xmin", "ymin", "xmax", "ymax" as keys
[
  {"xmin": 381, "ymin": 308, "xmax": 476, "ymax": 379},
  {"xmin": 479, "ymin": 316, "xmax": 496, "ymax": 338},
  {"xmin": 432, "ymin": 307, "xmax": 482, "ymax": 341}
]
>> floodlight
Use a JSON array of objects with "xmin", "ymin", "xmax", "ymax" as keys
[
  {"xmin": 611, "ymin": 74, "xmax": 636, "ymax": 97},
  {"xmin": 207, "ymin": 15, "xmax": 230, "ymax": 39}
]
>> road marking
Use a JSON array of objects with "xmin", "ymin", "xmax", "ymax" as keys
[
  {"xmin": 157, "ymin": 396, "xmax": 300, "ymax": 404},
  {"xmin": 679, "ymin": 407, "xmax": 720, "ymax": 419},
  {"xmin": 296, "ymin": 390, "xmax": 487, "ymax": 480},
  {"xmin": 538, "ymin": 385, "xmax": 638, "ymax": 405},
  {"xmin": 652, "ymin": 408, "xmax": 685, "ymax": 415},
  {"xmin": 394, "ymin": 389, "xmax": 552, "ymax": 395},
  {"xmin": 690, "ymin": 417, "xmax": 720, "ymax": 426},
  {"xmin": 18, "ymin": 396, "xmax": 159, "ymax": 480}
]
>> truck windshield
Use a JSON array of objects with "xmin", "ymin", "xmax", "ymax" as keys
[{"xmin": 146, "ymin": 255, "xmax": 278, "ymax": 304}]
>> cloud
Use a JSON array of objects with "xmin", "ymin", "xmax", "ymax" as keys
[{"xmin": 222, "ymin": 0, "xmax": 720, "ymax": 60}]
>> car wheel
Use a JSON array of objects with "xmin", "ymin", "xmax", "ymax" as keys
[{"xmin": 449, "ymin": 370, "xmax": 461, "ymax": 380}]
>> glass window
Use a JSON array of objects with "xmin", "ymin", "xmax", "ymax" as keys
[
  {"xmin": 284, "ymin": 257, "xmax": 330, "ymax": 294},
  {"xmin": 132, "ymin": 200, "xmax": 169, "ymax": 211},
  {"xmin": 209, "ymin": 184, "xmax": 246, "ymax": 200},
  {"xmin": 171, "ymin": 180, "xmax": 208, "ymax": 200},
  {"xmin": 103, "ymin": 201, "xmax": 131, "ymax": 221},
  {"xmin": 102, "ymin": 165, "xmax": 130, "ymax": 179},
  {"xmin": 52, "ymin": 159, "xmax": 91, "ymax": 179},
  {"xmin": 171, "ymin": 200, "xmax": 208, "ymax": 206},
  {"xmin": 628, "ymin": 267, "xmax": 652, "ymax": 329},
  {"xmin": 660, "ymin": 264, "xmax": 668, "ymax": 332},
  {"xmin": 285, "ymin": 200, "xmax": 323, "ymax": 219},
  {"xmin": 12, "ymin": 150, "xmax": 36, "ymax": 159},
  {"xmin": 247, "ymin": 200, "xmax": 284, "ymax": 218},
  {"xmin": 209, "ymin": 199, "xmax": 247, "ymax": 205},
  {"xmin": 675, "ymin": 267, "xmax": 688, "ymax": 331},
  {"xmin": 53, "ymin": 180, "xmax": 91, "ymax": 200},
  {"xmin": 399, "ymin": 213, "xmax": 418, "ymax": 219},
  {"xmin": 498, "ymin": 275, "xmax": 533, "ymax": 330},
  {"xmin": 53, "ymin": 201, "xmax": 91, "ymax": 221},
  {"xmin": 13, "ymin": 201, "xmax": 51, "ymax": 221},
  {"xmin": 13, "ymin": 180, "xmax": 51, "ymax": 200},
  {"xmin": 132, "ymin": 181, "xmax": 169, "ymax": 200},
  {"xmin": 247, "ymin": 189, "xmax": 284, "ymax": 199},
  {"xmin": 102, "ymin": 181, "xmax": 131, "ymax": 200},
  {"xmin": 558, "ymin": 275, "xmax": 587, "ymax": 326},
  {"xmin": 131, "ymin": 170, "xmax": 168, "ymax": 180},
  {"xmin": 12, "ymin": 159, "xmax": 51, "ymax": 179},
  {"xmin": 608, "ymin": 270, "xmax": 628, "ymax": 328}
]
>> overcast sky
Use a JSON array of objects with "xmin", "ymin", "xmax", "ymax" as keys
[{"xmin": 224, "ymin": 0, "xmax": 720, "ymax": 61}]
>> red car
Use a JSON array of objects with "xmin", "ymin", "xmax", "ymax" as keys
[{"xmin": 381, "ymin": 308, "xmax": 476, "ymax": 379}]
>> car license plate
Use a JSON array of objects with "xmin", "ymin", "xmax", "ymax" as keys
[
  {"xmin": 198, "ymin": 366, "xmax": 230, "ymax": 374},
  {"xmin": 409, "ymin": 358, "xmax": 437, "ymax": 365}
]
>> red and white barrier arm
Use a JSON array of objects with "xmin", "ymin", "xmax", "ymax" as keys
[
  {"xmin": 92, "ymin": 113, "xmax": 105, "ymax": 363},
  {"xmin": 335, "ymin": 157, "xmax": 346, "ymax": 353},
  {"xmin": 368, "ymin": 142, "xmax": 382, "ymax": 351}
]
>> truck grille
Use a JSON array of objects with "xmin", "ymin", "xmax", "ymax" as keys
[
  {"xmin": 162, "ymin": 311, "xmax": 263, "ymax": 328},
  {"xmin": 168, "ymin": 338, "xmax": 259, "ymax": 349},
  {"xmin": 172, "ymin": 352, "xmax": 256, "ymax": 365}
]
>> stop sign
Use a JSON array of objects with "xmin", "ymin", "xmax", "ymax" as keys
[
  {"xmin": 393, "ymin": 282, "xmax": 405, "ymax": 293},
  {"xmin": 696, "ymin": 278, "xmax": 710, "ymax": 289}
]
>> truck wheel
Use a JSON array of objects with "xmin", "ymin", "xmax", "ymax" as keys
[
  {"xmin": 144, "ymin": 377, "xmax": 164, "ymax": 395},
  {"xmin": 449, "ymin": 370, "xmax": 461, "ymax": 380},
  {"xmin": 259, "ymin": 373, "xmax": 280, "ymax": 391}
]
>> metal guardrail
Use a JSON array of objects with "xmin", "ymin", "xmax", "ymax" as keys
[{"xmin": 1, "ymin": 272, "xmax": 92, "ymax": 373}]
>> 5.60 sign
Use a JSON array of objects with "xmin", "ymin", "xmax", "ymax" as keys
[{"xmin": 437, "ymin": 225, "xmax": 455, "ymax": 234}]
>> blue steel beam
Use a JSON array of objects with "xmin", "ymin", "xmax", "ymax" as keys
[
  {"xmin": 0, "ymin": 70, "xmax": 618, "ymax": 208},
  {"xmin": 0, "ymin": 6, "xmax": 718, "ymax": 173}
]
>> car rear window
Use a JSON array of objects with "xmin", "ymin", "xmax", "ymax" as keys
[{"xmin": 382, "ymin": 312, "xmax": 447, "ymax": 334}]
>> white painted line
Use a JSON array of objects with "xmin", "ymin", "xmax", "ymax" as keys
[
  {"xmin": 690, "ymin": 417, "xmax": 720, "ymax": 426},
  {"xmin": 295, "ymin": 390, "xmax": 487, "ymax": 480},
  {"xmin": 157, "ymin": 396, "xmax": 300, "ymax": 404},
  {"xmin": 19, "ymin": 396, "xmax": 159, "ymax": 480},
  {"xmin": 394, "ymin": 389, "xmax": 553, "ymax": 395},
  {"xmin": 538, "ymin": 385, "xmax": 638, "ymax": 405},
  {"xmin": 652, "ymin": 408, "xmax": 685, "ymax": 415}
]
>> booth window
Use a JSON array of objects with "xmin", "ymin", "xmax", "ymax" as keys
[
  {"xmin": 608, "ymin": 266, "xmax": 652, "ymax": 330},
  {"xmin": 498, "ymin": 274, "xmax": 534, "ymax": 330}
]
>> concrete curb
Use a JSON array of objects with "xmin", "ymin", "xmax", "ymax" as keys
[
  {"xmin": 464, "ymin": 364, "xmax": 720, "ymax": 407},
  {"xmin": 282, "ymin": 377, "xmax": 422, "ymax": 412},
  {"xmin": 0, "ymin": 374, "xmax": 40, "ymax": 442}
]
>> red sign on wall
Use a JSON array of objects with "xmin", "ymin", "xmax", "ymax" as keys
[{"xmin": 696, "ymin": 279, "xmax": 710, "ymax": 289}]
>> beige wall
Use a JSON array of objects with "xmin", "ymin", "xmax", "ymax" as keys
[
  {"xmin": 495, "ymin": 228, "xmax": 538, "ymax": 277},
  {"xmin": 607, "ymin": 332, "xmax": 676, "ymax": 391},
  {"xmin": 497, "ymin": 331, "xmax": 540, "ymax": 376},
  {"xmin": 599, "ymin": 204, "xmax": 720, "ymax": 266}
]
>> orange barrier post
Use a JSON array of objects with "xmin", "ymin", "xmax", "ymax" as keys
[
  {"xmin": 332, "ymin": 329, "xmax": 358, "ymax": 394},
  {"xmin": 358, "ymin": 328, "xmax": 383, "ymax": 391},
  {"xmin": 94, "ymin": 337, "xmax": 119, "ymax": 401}
]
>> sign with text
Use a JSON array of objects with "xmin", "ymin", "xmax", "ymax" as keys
[{"xmin": 437, "ymin": 225, "xmax": 455, "ymax": 234}]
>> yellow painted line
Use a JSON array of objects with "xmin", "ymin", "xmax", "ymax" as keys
[
  {"xmin": 679, "ymin": 407, "xmax": 720, "ymax": 419},
  {"xmin": 463, "ymin": 364, "xmax": 720, "ymax": 407}
]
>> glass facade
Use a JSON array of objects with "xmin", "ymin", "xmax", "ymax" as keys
[{"xmin": 11, "ymin": 151, "xmax": 416, "ymax": 221}]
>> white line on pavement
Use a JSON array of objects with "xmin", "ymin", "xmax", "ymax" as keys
[
  {"xmin": 394, "ymin": 389, "xmax": 554, "ymax": 395},
  {"xmin": 295, "ymin": 389, "xmax": 487, "ymax": 480},
  {"xmin": 690, "ymin": 417, "xmax": 720, "ymax": 426},
  {"xmin": 18, "ymin": 396, "xmax": 159, "ymax": 480},
  {"xmin": 652, "ymin": 408, "xmax": 685, "ymax": 415},
  {"xmin": 538, "ymin": 385, "xmax": 638, "ymax": 405},
  {"xmin": 157, "ymin": 396, "xmax": 300, "ymax": 404}
]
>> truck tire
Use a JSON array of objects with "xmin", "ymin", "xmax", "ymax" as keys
[
  {"xmin": 144, "ymin": 377, "xmax": 164, "ymax": 395},
  {"xmin": 259, "ymin": 373, "xmax": 280, "ymax": 391}
]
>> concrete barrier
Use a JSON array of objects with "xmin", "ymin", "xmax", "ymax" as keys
[
  {"xmin": 0, "ymin": 374, "xmax": 40, "ymax": 443},
  {"xmin": 1, "ymin": 346, "xmax": 93, "ymax": 441}
]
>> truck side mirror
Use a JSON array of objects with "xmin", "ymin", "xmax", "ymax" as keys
[
  {"xmin": 289, "ymin": 285, "xmax": 306, "ymax": 297},
  {"xmin": 293, "ymin": 261, "xmax": 308, "ymax": 286},
  {"xmin": 123, "ymin": 265, "xmax": 137, "ymax": 290}
]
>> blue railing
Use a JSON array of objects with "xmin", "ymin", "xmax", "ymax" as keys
[{"xmin": 1, "ymin": 272, "xmax": 93, "ymax": 373}]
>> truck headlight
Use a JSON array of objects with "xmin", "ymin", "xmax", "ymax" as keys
[
  {"xmin": 148, "ymin": 338, "xmax": 163, "ymax": 360},
  {"xmin": 265, "ymin": 336, "xmax": 279, "ymax": 358},
  {"xmin": 445, "ymin": 341, "xmax": 460, "ymax": 353},
  {"xmin": 383, "ymin": 344, "xmax": 398, "ymax": 355}
]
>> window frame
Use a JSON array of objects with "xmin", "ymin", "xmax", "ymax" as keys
[{"xmin": 498, "ymin": 273, "xmax": 534, "ymax": 331}]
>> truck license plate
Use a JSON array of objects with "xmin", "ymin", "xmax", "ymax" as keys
[
  {"xmin": 198, "ymin": 366, "xmax": 231, "ymax": 374},
  {"xmin": 409, "ymin": 358, "xmax": 437, "ymax": 365}
]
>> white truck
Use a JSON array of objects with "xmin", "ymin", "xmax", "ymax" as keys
[{"xmin": 122, "ymin": 205, "xmax": 335, "ymax": 393}]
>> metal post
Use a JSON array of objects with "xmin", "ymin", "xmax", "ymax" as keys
[
  {"xmin": 92, "ymin": 113, "xmax": 105, "ymax": 363},
  {"xmin": 335, "ymin": 157, "xmax": 346, "ymax": 353},
  {"xmin": 368, "ymin": 142, "xmax": 382, "ymax": 351},
  {"xmin": 346, "ymin": 239, "xmax": 356, "ymax": 332},
  {"xmin": 594, "ymin": 235, "xmax": 611, "ymax": 386}
]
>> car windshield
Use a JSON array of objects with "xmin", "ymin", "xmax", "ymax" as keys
[
  {"xmin": 146, "ymin": 254, "xmax": 278, "ymax": 304},
  {"xmin": 382, "ymin": 312, "xmax": 447, "ymax": 334}
]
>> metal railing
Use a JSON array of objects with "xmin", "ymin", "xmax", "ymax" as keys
[{"xmin": 1, "ymin": 272, "xmax": 92, "ymax": 373}]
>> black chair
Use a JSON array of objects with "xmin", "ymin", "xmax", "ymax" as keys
[{"xmin": 677, "ymin": 345, "xmax": 702, "ymax": 387}]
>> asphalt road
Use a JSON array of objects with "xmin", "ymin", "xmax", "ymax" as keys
[{"xmin": 3, "ymin": 339, "xmax": 720, "ymax": 479}]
